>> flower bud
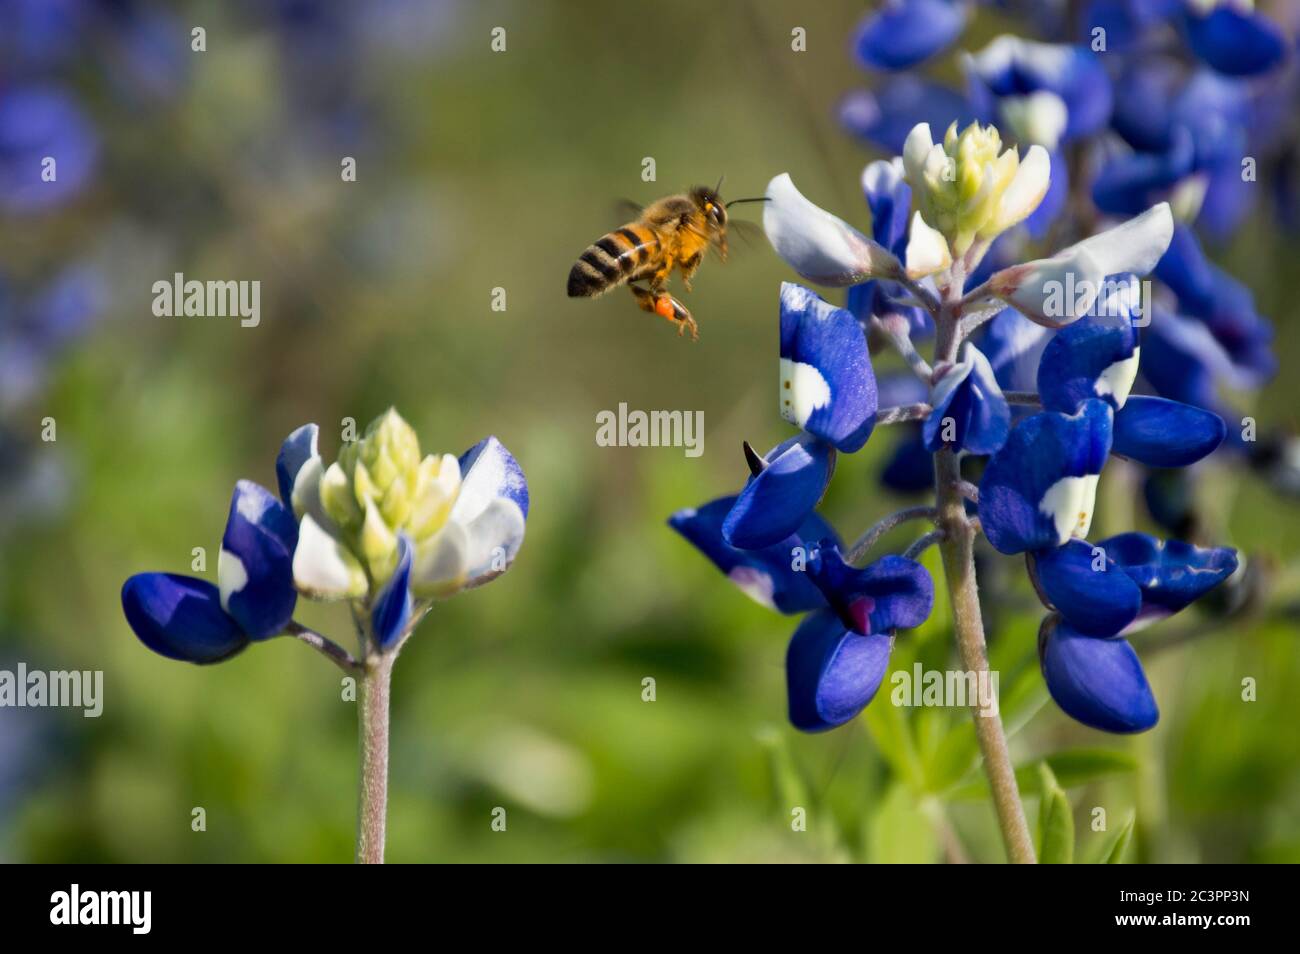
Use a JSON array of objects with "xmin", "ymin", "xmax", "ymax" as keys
[{"xmin": 902, "ymin": 120, "xmax": 1049, "ymax": 256}]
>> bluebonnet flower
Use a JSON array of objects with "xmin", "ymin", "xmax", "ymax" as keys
[
  {"xmin": 836, "ymin": 0, "xmax": 1290, "ymax": 447},
  {"xmin": 123, "ymin": 410, "xmax": 528, "ymax": 663},
  {"xmin": 978, "ymin": 292, "xmax": 1234, "ymax": 730},
  {"xmin": 669, "ymin": 509, "xmax": 934, "ymax": 731},
  {"xmin": 676, "ymin": 114, "xmax": 1239, "ymax": 737}
]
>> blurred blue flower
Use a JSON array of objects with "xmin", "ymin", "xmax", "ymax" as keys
[{"xmin": 0, "ymin": 85, "xmax": 98, "ymax": 214}]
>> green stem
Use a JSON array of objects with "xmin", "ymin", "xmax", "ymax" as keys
[
  {"xmin": 931, "ymin": 283, "xmax": 1036, "ymax": 864},
  {"xmin": 356, "ymin": 655, "xmax": 393, "ymax": 864}
]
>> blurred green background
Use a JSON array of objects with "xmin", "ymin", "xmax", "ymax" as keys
[{"xmin": 2, "ymin": 0, "xmax": 1298, "ymax": 863}]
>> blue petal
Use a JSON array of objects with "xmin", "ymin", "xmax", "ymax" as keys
[
  {"xmin": 1023, "ymin": 150, "xmax": 1069, "ymax": 239},
  {"xmin": 1110, "ymin": 57, "xmax": 1181, "ymax": 153},
  {"xmin": 847, "ymin": 280, "xmax": 930, "ymax": 337},
  {"xmin": 1099, "ymin": 532, "xmax": 1238, "ymax": 627},
  {"xmin": 219, "ymin": 480, "xmax": 299, "ymax": 640},
  {"xmin": 976, "ymin": 306, "xmax": 1052, "ymax": 395},
  {"xmin": 1195, "ymin": 161, "xmax": 1250, "ymax": 239},
  {"xmin": 862, "ymin": 158, "xmax": 912, "ymax": 253},
  {"xmin": 979, "ymin": 400, "xmax": 1113, "ymax": 555},
  {"xmin": 1091, "ymin": 130, "xmax": 1195, "ymax": 216},
  {"xmin": 851, "ymin": 0, "xmax": 966, "ymax": 71},
  {"xmin": 881, "ymin": 429, "xmax": 934, "ymax": 494},
  {"xmin": 1082, "ymin": 1, "xmax": 1181, "ymax": 57},
  {"xmin": 839, "ymin": 77, "xmax": 976, "ymax": 154},
  {"xmin": 668, "ymin": 496, "xmax": 835, "ymax": 614},
  {"xmin": 275, "ymin": 423, "xmax": 319, "ymax": 508},
  {"xmin": 1111, "ymin": 396, "xmax": 1225, "ymax": 467},
  {"xmin": 787, "ymin": 609, "xmax": 893, "ymax": 732},
  {"xmin": 122, "ymin": 573, "xmax": 248, "ymax": 664},
  {"xmin": 371, "ymin": 534, "xmax": 414, "ymax": 650},
  {"xmin": 922, "ymin": 344, "xmax": 1009, "ymax": 455},
  {"xmin": 1184, "ymin": 7, "xmax": 1287, "ymax": 77},
  {"xmin": 806, "ymin": 543, "xmax": 934, "ymax": 636},
  {"xmin": 968, "ymin": 40, "xmax": 1112, "ymax": 141},
  {"xmin": 1039, "ymin": 616, "xmax": 1159, "ymax": 733},
  {"xmin": 1029, "ymin": 539, "xmax": 1142, "ymax": 637},
  {"xmin": 722, "ymin": 434, "xmax": 835, "ymax": 550},
  {"xmin": 779, "ymin": 283, "xmax": 878, "ymax": 453},
  {"xmin": 1036, "ymin": 309, "xmax": 1138, "ymax": 414}
]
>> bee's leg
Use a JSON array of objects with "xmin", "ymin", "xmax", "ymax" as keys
[
  {"xmin": 679, "ymin": 251, "xmax": 704, "ymax": 292},
  {"xmin": 629, "ymin": 283, "xmax": 699, "ymax": 342}
]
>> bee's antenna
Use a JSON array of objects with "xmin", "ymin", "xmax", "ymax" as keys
[
  {"xmin": 725, "ymin": 196, "xmax": 769, "ymax": 208},
  {"xmin": 714, "ymin": 174, "xmax": 725, "ymax": 195}
]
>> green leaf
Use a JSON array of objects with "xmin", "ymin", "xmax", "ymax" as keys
[
  {"xmin": 868, "ymin": 783, "xmax": 938, "ymax": 863},
  {"xmin": 1095, "ymin": 811, "xmax": 1136, "ymax": 864},
  {"xmin": 863, "ymin": 685, "xmax": 925, "ymax": 790},
  {"xmin": 1037, "ymin": 763, "xmax": 1074, "ymax": 864}
]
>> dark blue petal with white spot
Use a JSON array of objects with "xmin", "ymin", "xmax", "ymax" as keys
[
  {"xmin": 979, "ymin": 400, "xmax": 1113, "ymax": 555},
  {"xmin": 805, "ymin": 542, "xmax": 935, "ymax": 636},
  {"xmin": 1029, "ymin": 539, "xmax": 1142, "ymax": 637},
  {"xmin": 219, "ymin": 480, "xmax": 299, "ymax": 640},
  {"xmin": 1099, "ymin": 532, "xmax": 1238, "ymax": 628},
  {"xmin": 787, "ymin": 609, "xmax": 894, "ymax": 732},
  {"xmin": 1112, "ymin": 396, "xmax": 1225, "ymax": 468},
  {"xmin": 723, "ymin": 434, "xmax": 835, "ymax": 550},
  {"xmin": 122, "ymin": 573, "xmax": 248, "ymax": 665},
  {"xmin": 669, "ymin": 496, "xmax": 836, "ymax": 614},
  {"xmin": 1036, "ymin": 308, "xmax": 1139, "ymax": 414},
  {"xmin": 779, "ymin": 283, "xmax": 878, "ymax": 453},
  {"xmin": 1039, "ymin": 616, "xmax": 1159, "ymax": 733}
]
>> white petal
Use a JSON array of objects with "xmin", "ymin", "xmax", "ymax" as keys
[
  {"xmin": 902, "ymin": 122, "xmax": 934, "ymax": 185},
  {"xmin": 998, "ymin": 92, "xmax": 1067, "ymax": 150},
  {"xmin": 1073, "ymin": 203, "xmax": 1174, "ymax": 277},
  {"xmin": 992, "ymin": 205, "xmax": 1173, "ymax": 326},
  {"xmin": 993, "ymin": 144, "xmax": 1051, "ymax": 231},
  {"xmin": 861, "ymin": 156, "xmax": 905, "ymax": 197},
  {"xmin": 290, "ymin": 455, "xmax": 325, "ymax": 522},
  {"xmin": 292, "ymin": 515, "xmax": 368, "ymax": 600},
  {"xmin": 905, "ymin": 211, "xmax": 952, "ymax": 278},
  {"xmin": 461, "ymin": 497, "xmax": 527, "ymax": 584},
  {"xmin": 411, "ymin": 521, "xmax": 470, "ymax": 598},
  {"xmin": 763, "ymin": 173, "xmax": 900, "ymax": 286}
]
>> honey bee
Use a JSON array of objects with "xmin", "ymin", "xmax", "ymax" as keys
[{"xmin": 566, "ymin": 183, "xmax": 764, "ymax": 341}]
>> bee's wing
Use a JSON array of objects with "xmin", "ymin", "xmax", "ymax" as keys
[
  {"xmin": 728, "ymin": 219, "xmax": 763, "ymax": 246},
  {"xmin": 614, "ymin": 199, "xmax": 643, "ymax": 222},
  {"xmin": 710, "ymin": 219, "xmax": 763, "ymax": 262}
]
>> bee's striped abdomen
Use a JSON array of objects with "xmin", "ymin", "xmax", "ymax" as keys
[{"xmin": 567, "ymin": 225, "xmax": 660, "ymax": 297}]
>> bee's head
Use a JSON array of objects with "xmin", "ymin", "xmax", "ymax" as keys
[{"xmin": 692, "ymin": 186, "xmax": 728, "ymax": 229}]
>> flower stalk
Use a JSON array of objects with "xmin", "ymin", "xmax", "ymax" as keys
[
  {"xmin": 929, "ymin": 268, "xmax": 1037, "ymax": 863},
  {"xmin": 356, "ymin": 652, "xmax": 393, "ymax": 864}
]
